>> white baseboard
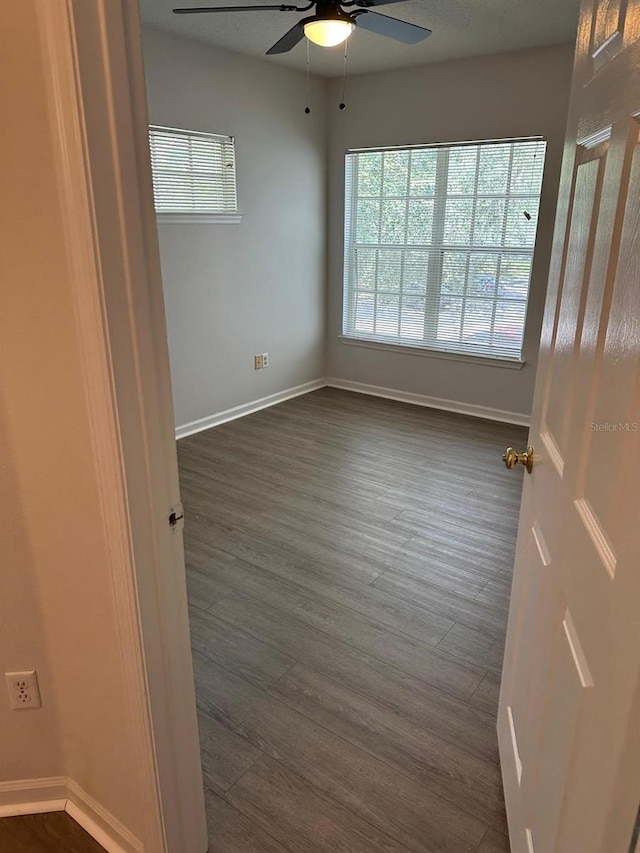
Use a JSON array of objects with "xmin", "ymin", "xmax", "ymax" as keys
[
  {"xmin": 175, "ymin": 378, "xmax": 326, "ymax": 439},
  {"xmin": 174, "ymin": 375, "xmax": 529, "ymax": 439},
  {"xmin": 326, "ymin": 377, "xmax": 531, "ymax": 427},
  {"xmin": 0, "ymin": 776, "xmax": 68, "ymax": 817},
  {"xmin": 0, "ymin": 777, "xmax": 142, "ymax": 852},
  {"xmin": 66, "ymin": 779, "xmax": 143, "ymax": 853}
]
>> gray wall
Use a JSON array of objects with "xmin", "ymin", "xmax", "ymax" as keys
[
  {"xmin": 143, "ymin": 33, "xmax": 574, "ymax": 425},
  {"xmin": 327, "ymin": 44, "xmax": 574, "ymax": 418},
  {"xmin": 142, "ymin": 29, "xmax": 328, "ymax": 428}
]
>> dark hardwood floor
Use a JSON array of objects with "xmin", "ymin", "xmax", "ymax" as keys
[
  {"xmin": 181, "ymin": 387, "xmax": 525, "ymax": 853},
  {"xmin": 0, "ymin": 812, "xmax": 105, "ymax": 852},
  {"xmin": 0, "ymin": 389, "xmax": 521, "ymax": 852}
]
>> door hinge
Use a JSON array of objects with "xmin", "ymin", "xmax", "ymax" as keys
[{"xmin": 168, "ymin": 503, "xmax": 185, "ymax": 533}]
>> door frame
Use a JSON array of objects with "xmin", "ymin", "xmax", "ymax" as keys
[{"xmin": 35, "ymin": 1, "xmax": 207, "ymax": 850}]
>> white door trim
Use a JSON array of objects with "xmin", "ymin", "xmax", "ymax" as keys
[{"xmin": 34, "ymin": 2, "xmax": 207, "ymax": 850}]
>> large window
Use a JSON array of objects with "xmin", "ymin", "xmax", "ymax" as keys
[
  {"xmin": 342, "ymin": 138, "xmax": 547, "ymax": 361},
  {"xmin": 149, "ymin": 125, "xmax": 238, "ymax": 220}
]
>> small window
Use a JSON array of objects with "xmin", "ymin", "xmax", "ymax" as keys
[
  {"xmin": 342, "ymin": 138, "xmax": 547, "ymax": 361},
  {"xmin": 148, "ymin": 125, "xmax": 238, "ymax": 221}
]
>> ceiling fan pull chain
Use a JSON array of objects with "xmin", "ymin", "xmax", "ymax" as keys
[
  {"xmin": 305, "ymin": 39, "xmax": 312, "ymax": 114},
  {"xmin": 339, "ymin": 38, "xmax": 348, "ymax": 110}
]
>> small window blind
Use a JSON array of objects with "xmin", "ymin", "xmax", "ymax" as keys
[
  {"xmin": 343, "ymin": 138, "xmax": 547, "ymax": 360},
  {"xmin": 148, "ymin": 125, "xmax": 237, "ymax": 215}
]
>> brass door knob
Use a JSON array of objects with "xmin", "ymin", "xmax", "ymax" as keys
[{"xmin": 503, "ymin": 445, "xmax": 534, "ymax": 474}]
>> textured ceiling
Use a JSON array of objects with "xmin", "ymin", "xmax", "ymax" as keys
[{"xmin": 138, "ymin": 0, "xmax": 580, "ymax": 77}]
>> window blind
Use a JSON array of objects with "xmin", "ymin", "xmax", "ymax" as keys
[
  {"xmin": 148, "ymin": 125, "xmax": 237, "ymax": 214},
  {"xmin": 343, "ymin": 138, "xmax": 547, "ymax": 360}
]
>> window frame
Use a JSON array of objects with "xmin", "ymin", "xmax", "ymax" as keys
[
  {"xmin": 148, "ymin": 125, "xmax": 241, "ymax": 224},
  {"xmin": 341, "ymin": 137, "xmax": 548, "ymax": 365}
]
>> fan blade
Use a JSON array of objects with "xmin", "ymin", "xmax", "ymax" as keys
[
  {"xmin": 343, "ymin": 0, "xmax": 412, "ymax": 7},
  {"xmin": 353, "ymin": 10, "xmax": 431, "ymax": 43},
  {"xmin": 266, "ymin": 21, "xmax": 305, "ymax": 54},
  {"xmin": 174, "ymin": 5, "xmax": 300, "ymax": 13}
]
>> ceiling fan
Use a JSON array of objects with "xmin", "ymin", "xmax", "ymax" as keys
[{"xmin": 173, "ymin": 0, "xmax": 432, "ymax": 55}]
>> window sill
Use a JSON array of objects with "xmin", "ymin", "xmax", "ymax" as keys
[
  {"xmin": 338, "ymin": 335, "xmax": 525, "ymax": 370},
  {"xmin": 156, "ymin": 213, "xmax": 243, "ymax": 224}
]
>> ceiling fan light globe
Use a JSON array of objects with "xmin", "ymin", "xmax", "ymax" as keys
[{"xmin": 303, "ymin": 18, "xmax": 355, "ymax": 47}]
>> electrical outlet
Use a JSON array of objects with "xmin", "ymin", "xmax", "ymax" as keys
[
  {"xmin": 6, "ymin": 671, "xmax": 42, "ymax": 710},
  {"xmin": 254, "ymin": 354, "xmax": 263, "ymax": 370},
  {"xmin": 262, "ymin": 352, "xmax": 269, "ymax": 368}
]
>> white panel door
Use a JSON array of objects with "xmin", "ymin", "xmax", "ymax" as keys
[{"xmin": 498, "ymin": 1, "xmax": 640, "ymax": 850}]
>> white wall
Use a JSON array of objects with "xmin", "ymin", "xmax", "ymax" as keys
[
  {"xmin": 142, "ymin": 29, "xmax": 328, "ymax": 429},
  {"xmin": 327, "ymin": 44, "xmax": 574, "ymax": 418}
]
